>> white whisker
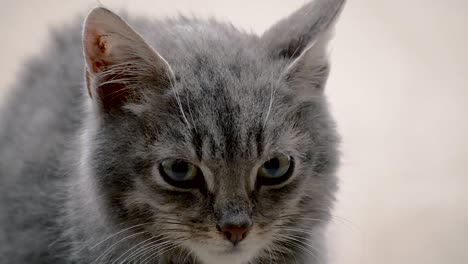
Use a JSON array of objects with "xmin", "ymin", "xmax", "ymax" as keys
[
  {"xmin": 90, "ymin": 223, "xmax": 151, "ymax": 250},
  {"xmin": 112, "ymin": 235, "xmax": 158, "ymax": 264},
  {"xmin": 93, "ymin": 231, "xmax": 147, "ymax": 264},
  {"xmin": 186, "ymin": 96, "xmax": 197, "ymax": 132},
  {"xmin": 138, "ymin": 241, "xmax": 177, "ymax": 264},
  {"xmin": 274, "ymin": 233, "xmax": 320, "ymax": 263},
  {"xmin": 118, "ymin": 234, "xmax": 172, "ymax": 264},
  {"xmin": 181, "ymin": 247, "xmax": 193, "ymax": 263},
  {"xmin": 168, "ymin": 72, "xmax": 191, "ymax": 130},
  {"xmin": 263, "ymin": 85, "xmax": 275, "ymax": 129},
  {"xmin": 264, "ymin": 43, "xmax": 304, "ymax": 128}
]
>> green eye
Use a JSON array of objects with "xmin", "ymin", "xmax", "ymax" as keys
[
  {"xmin": 257, "ymin": 155, "xmax": 293, "ymax": 185},
  {"xmin": 159, "ymin": 160, "xmax": 201, "ymax": 188}
]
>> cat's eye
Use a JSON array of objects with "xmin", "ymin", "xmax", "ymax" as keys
[
  {"xmin": 159, "ymin": 160, "xmax": 203, "ymax": 189},
  {"xmin": 257, "ymin": 155, "xmax": 294, "ymax": 186}
]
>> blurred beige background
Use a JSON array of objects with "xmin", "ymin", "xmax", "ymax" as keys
[{"xmin": 1, "ymin": 0, "xmax": 467, "ymax": 263}]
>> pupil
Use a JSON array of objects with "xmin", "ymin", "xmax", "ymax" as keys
[
  {"xmin": 172, "ymin": 161, "xmax": 188, "ymax": 173},
  {"xmin": 264, "ymin": 158, "xmax": 280, "ymax": 173}
]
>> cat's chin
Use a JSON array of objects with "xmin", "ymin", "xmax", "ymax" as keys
[{"xmin": 188, "ymin": 240, "xmax": 264, "ymax": 264}]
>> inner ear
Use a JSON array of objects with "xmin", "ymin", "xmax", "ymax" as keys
[
  {"xmin": 281, "ymin": 32, "xmax": 332, "ymax": 94},
  {"xmin": 261, "ymin": 0, "xmax": 345, "ymax": 95},
  {"xmin": 278, "ymin": 37, "xmax": 310, "ymax": 59},
  {"xmin": 82, "ymin": 7, "xmax": 173, "ymax": 110},
  {"xmin": 261, "ymin": 0, "xmax": 345, "ymax": 60}
]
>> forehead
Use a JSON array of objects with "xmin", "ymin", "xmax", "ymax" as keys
[
  {"xmin": 143, "ymin": 30, "xmax": 295, "ymax": 160},
  {"xmin": 166, "ymin": 75, "xmax": 270, "ymax": 161},
  {"xmin": 150, "ymin": 76, "xmax": 282, "ymax": 161}
]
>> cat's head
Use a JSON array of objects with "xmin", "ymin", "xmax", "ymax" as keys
[{"xmin": 81, "ymin": 0, "xmax": 344, "ymax": 263}]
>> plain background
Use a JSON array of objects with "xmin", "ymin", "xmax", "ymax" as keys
[{"xmin": 1, "ymin": 0, "xmax": 467, "ymax": 263}]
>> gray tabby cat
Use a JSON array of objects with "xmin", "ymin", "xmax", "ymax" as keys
[{"xmin": 0, "ymin": 0, "xmax": 345, "ymax": 263}]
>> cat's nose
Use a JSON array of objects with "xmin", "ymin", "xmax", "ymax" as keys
[{"xmin": 217, "ymin": 222, "xmax": 252, "ymax": 246}]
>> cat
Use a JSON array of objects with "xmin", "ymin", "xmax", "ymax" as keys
[{"xmin": 0, "ymin": 0, "xmax": 345, "ymax": 263}]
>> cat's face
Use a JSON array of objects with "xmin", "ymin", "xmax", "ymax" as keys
[
  {"xmin": 91, "ymin": 63, "xmax": 336, "ymax": 263},
  {"xmin": 82, "ymin": 1, "xmax": 343, "ymax": 263}
]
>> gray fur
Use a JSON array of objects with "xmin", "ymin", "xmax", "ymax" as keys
[{"xmin": 0, "ymin": 0, "xmax": 345, "ymax": 263}]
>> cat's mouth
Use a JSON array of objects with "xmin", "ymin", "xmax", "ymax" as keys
[
  {"xmin": 218, "ymin": 243, "xmax": 246, "ymax": 254},
  {"xmin": 187, "ymin": 236, "xmax": 264, "ymax": 263},
  {"xmin": 202, "ymin": 240, "xmax": 248, "ymax": 253}
]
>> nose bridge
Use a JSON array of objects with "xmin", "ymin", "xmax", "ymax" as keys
[
  {"xmin": 214, "ymin": 165, "xmax": 249, "ymax": 200},
  {"xmin": 212, "ymin": 166, "xmax": 253, "ymax": 245},
  {"xmin": 213, "ymin": 167, "xmax": 252, "ymax": 225}
]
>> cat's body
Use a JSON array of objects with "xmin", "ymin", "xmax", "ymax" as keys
[{"xmin": 0, "ymin": 1, "xmax": 345, "ymax": 263}]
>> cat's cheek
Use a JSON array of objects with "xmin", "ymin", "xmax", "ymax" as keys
[
  {"xmin": 253, "ymin": 178, "xmax": 305, "ymax": 218},
  {"xmin": 123, "ymin": 177, "xmax": 198, "ymax": 214}
]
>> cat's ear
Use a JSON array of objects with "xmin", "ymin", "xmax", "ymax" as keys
[
  {"xmin": 261, "ymin": 0, "xmax": 345, "ymax": 96},
  {"xmin": 83, "ymin": 7, "xmax": 172, "ymax": 110}
]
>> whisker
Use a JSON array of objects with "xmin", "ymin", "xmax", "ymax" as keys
[
  {"xmin": 153, "ymin": 221, "xmax": 192, "ymax": 227},
  {"xmin": 181, "ymin": 247, "xmax": 193, "ymax": 263},
  {"xmin": 276, "ymin": 227, "xmax": 318, "ymax": 237},
  {"xmin": 138, "ymin": 241, "xmax": 180, "ymax": 264},
  {"xmin": 93, "ymin": 231, "xmax": 147, "ymax": 264},
  {"xmin": 111, "ymin": 235, "xmax": 160, "ymax": 264},
  {"xmin": 186, "ymin": 96, "xmax": 197, "ymax": 132},
  {"xmin": 89, "ymin": 223, "xmax": 152, "ymax": 250},
  {"xmin": 125, "ymin": 235, "xmax": 187, "ymax": 263},
  {"xmin": 263, "ymin": 84, "xmax": 275, "ymax": 129},
  {"xmin": 265, "ymin": 245, "xmax": 276, "ymax": 264},
  {"xmin": 139, "ymin": 236, "xmax": 190, "ymax": 264},
  {"xmin": 264, "ymin": 43, "xmax": 303, "ymax": 129},
  {"xmin": 293, "ymin": 214, "xmax": 357, "ymax": 228},
  {"xmin": 274, "ymin": 235, "xmax": 319, "ymax": 264},
  {"xmin": 168, "ymin": 71, "xmax": 191, "ymax": 130},
  {"xmin": 126, "ymin": 240, "xmax": 173, "ymax": 263}
]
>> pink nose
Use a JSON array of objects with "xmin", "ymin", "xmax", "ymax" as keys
[{"xmin": 217, "ymin": 223, "xmax": 252, "ymax": 245}]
